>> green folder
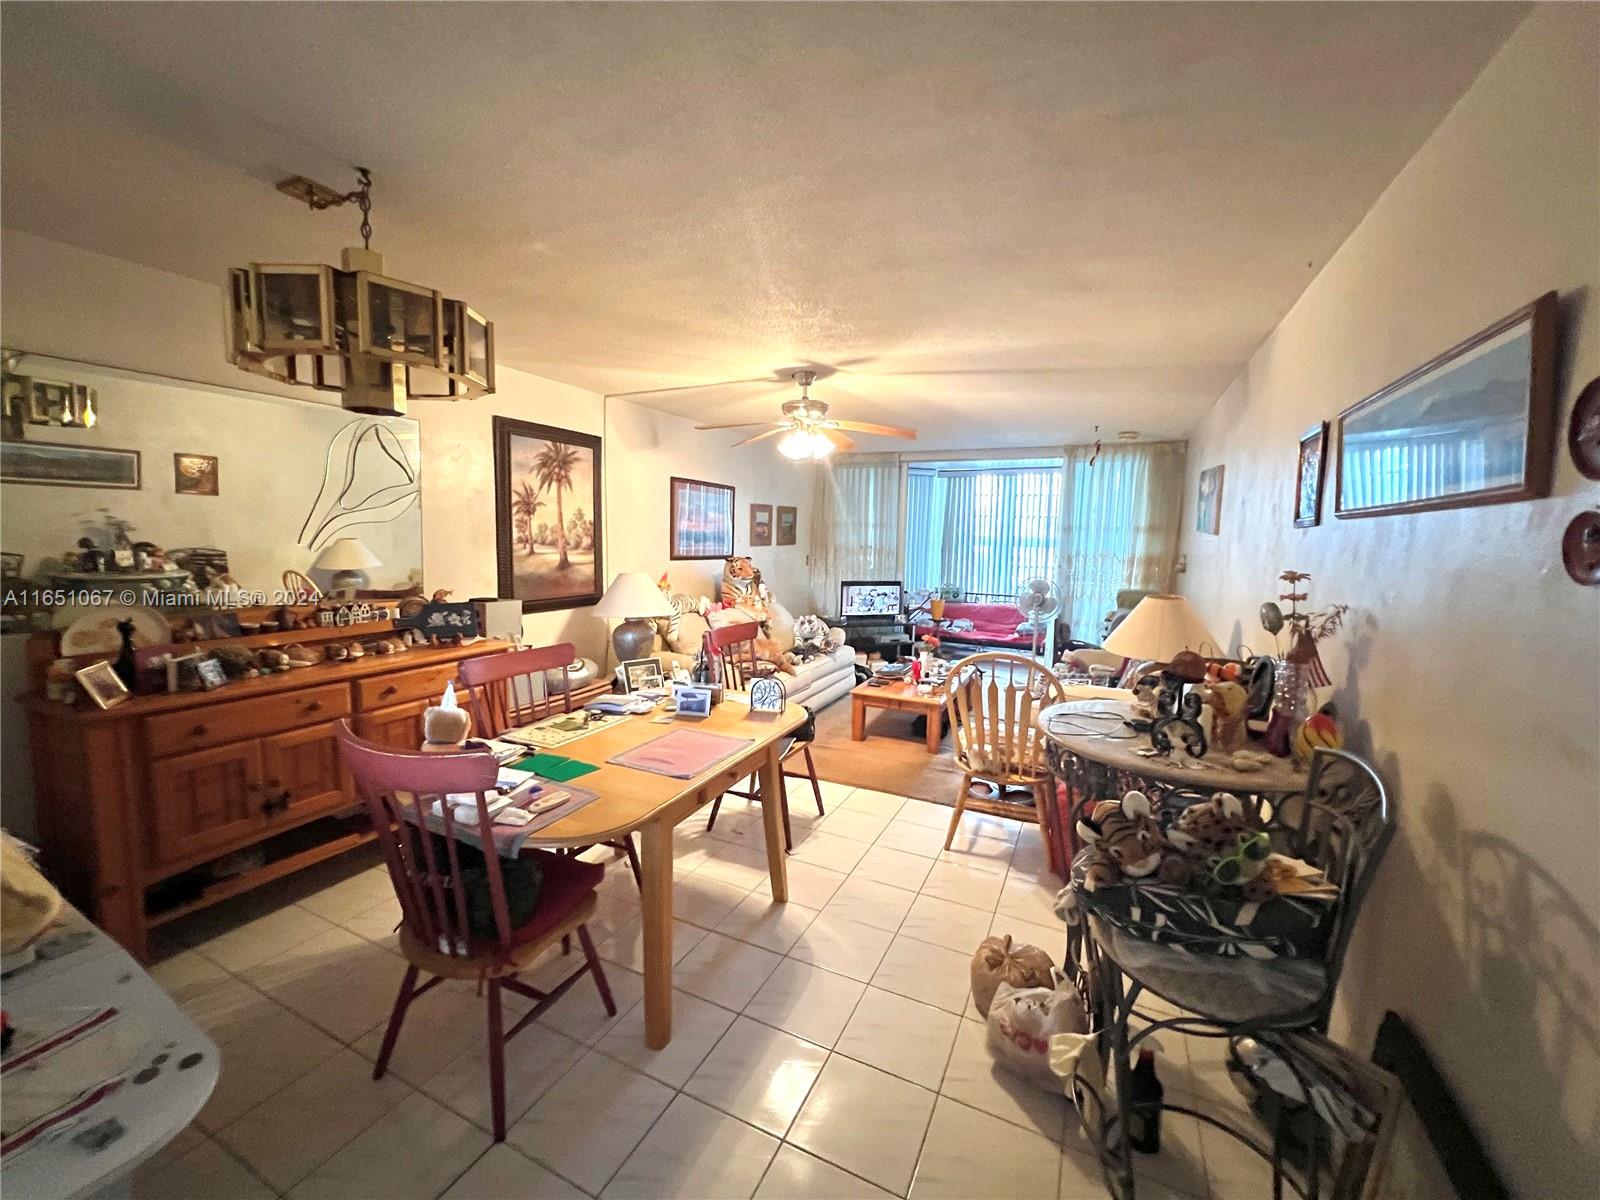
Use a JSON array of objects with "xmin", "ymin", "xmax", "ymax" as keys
[{"xmin": 511, "ymin": 753, "xmax": 599, "ymax": 781}]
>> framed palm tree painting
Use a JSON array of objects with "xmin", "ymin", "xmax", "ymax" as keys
[{"xmin": 493, "ymin": 417, "xmax": 603, "ymax": 612}]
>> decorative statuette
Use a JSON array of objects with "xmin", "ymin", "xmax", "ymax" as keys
[{"xmin": 748, "ymin": 675, "xmax": 786, "ymax": 716}]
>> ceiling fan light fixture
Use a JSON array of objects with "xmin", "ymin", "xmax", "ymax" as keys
[{"xmin": 778, "ymin": 427, "xmax": 824, "ymax": 460}]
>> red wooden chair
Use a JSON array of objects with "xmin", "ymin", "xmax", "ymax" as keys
[
  {"xmin": 459, "ymin": 645, "xmax": 641, "ymax": 886},
  {"xmin": 701, "ymin": 622, "xmax": 826, "ymax": 848},
  {"xmin": 336, "ymin": 721, "xmax": 615, "ymax": 1142}
]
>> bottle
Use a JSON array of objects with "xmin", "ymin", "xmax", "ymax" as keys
[
  {"xmin": 1126, "ymin": 1049, "xmax": 1164, "ymax": 1154},
  {"xmin": 112, "ymin": 618, "xmax": 139, "ymax": 691}
]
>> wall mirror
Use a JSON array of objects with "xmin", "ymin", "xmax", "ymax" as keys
[
  {"xmin": 1335, "ymin": 291, "xmax": 1557, "ymax": 518},
  {"xmin": 0, "ymin": 355, "xmax": 422, "ymax": 602}
]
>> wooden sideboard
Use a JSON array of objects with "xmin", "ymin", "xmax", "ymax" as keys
[{"xmin": 21, "ymin": 639, "xmax": 524, "ymax": 961}]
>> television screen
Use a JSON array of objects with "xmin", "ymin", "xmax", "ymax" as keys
[{"xmin": 840, "ymin": 580, "xmax": 903, "ymax": 618}]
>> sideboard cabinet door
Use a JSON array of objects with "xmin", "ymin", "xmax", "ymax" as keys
[
  {"xmin": 259, "ymin": 721, "xmax": 350, "ymax": 822},
  {"xmin": 147, "ymin": 741, "xmax": 266, "ymax": 867},
  {"xmin": 353, "ymin": 698, "xmax": 431, "ymax": 751}
]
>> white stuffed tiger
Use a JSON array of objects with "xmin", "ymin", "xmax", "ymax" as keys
[{"xmin": 655, "ymin": 573, "xmax": 707, "ymax": 645}]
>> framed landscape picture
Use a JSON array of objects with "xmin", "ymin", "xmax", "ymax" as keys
[
  {"xmin": 670, "ymin": 477, "xmax": 735, "ymax": 559},
  {"xmin": 1294, "ymin": 423, "xmax": 1328, "ymax": 528},
  {"xmin": 493, "ymin": 417, "xmax": 603, "ymax": 613},
  {"xmin": 1, "ymin": 440, "xmax": 141, "ymax": 489},
  {"xmin": 750, "ymin": 503, "xmax": 773, "ymax": 546},
  {"xmin": 776, "ymin": 505, "xmax": 798, "ymax": 546},
  {"xmin": 1335, "ymin": 291, "xmax": 1557, "ymax": 519},
  {"xmin": 1195, "ymin": 465, "xmax": 1224, "ymax": 535}
]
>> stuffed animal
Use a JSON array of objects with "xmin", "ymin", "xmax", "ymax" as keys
[
  {"xmin": 1168, "ymin": 792, "xmax": 1273, "ymax": 901},
  {"xmin": 720, "ymin": 556, "xmax": 774, "ymax": 627},
  {"xmin": 1076, "ymin": 791, "xmax": 1187, "ymax": 891},
  {"xmin": 1294, "ymin": 703, "xmax": 1343, "ymax": 764},
  {"xmin": 1205, "ymin": 681, "xmax": 1250, "ymax": 752},
  {"xmin": 785, "ymin": 614, "xmax": 832, "ymax": 667},
  {"xmin": 656, "ymin": 573, "xmax": 709, "ymax": 647}
]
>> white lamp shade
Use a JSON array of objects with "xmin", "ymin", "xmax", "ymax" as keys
[
  {"xmin": 1102, "ymin": 594, "xmax": 1217, "ymax": 663},
  {"xmin": 313, "ymin": 537, "xmax": 382, "ymax": 570},
  {"xmin": 593, "ymin": 572, "xmax": 674, "ymax": 619}
]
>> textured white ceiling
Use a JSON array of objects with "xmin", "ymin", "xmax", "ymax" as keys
[{"xmin": 0, "ymin": 2, "xmax": 1523, "ymax": 449}]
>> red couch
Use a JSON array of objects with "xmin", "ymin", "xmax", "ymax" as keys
[{"xmin": 915, "ymin": 601, "xmax": 1037, "ymax": 651}]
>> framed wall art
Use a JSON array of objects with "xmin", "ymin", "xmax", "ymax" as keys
[
  {"xmin": 174, "ymin": 453, "xmax": 219, "ymax": 496},
  {"xmin": 750, "ymin": 503, "xmax": 773, "ymax": 546},
  {"xmin": 1195, "ymin": 465, "xmax": 1224, "ymax": 536},
  {"xmin": 670, "ymin": 476, "xmax": 735, "ymax": 560},
  {"xmin": 1294, "ymin": 422, "xmax": 1328, "ymax": 528},
  {"xmin": 776, "ymin": 504, "xmax": 798, "ymax": 546},
  {"xmin": 1, "ymin": 440, "xmax": 141, "ymax": 489},
  {"xmin": 1335, "ymin": 291, "xmax": 1558, "ymax": 519},
  {"xmin": 493, "ymin": 416, "xmax": 603, "ymax": 613}
]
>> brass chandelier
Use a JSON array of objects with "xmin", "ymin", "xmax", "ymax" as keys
[{"xmin": 226, "ymin": 168, "xmax": 494, "ymax": 416}]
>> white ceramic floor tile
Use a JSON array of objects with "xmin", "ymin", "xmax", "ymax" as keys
[
  {"xmin": 714, "ymin": 892, "xmax": 819, "ymax": 954},
  {"xmin": 742, "ymin": 958, "xmax": 867, "ymax": 1048},
  {"xmin": 996, "ymin": 871, "xmax": 1065, "ymax": 925},
  {"xmin": 852, "ymin": 844, "xmax": 936, "ymax": 894},
  {"xmin": 242, "ymin": 924, "xmax": 380, "ymax": 1001},
  {"xmin": 837, "ymin": 787, "xmax": 909, "ymax": 820},
  {"xmin": 133, "ymin": 1139, "xmax": 275, "ymax": 1200},
  {"xmin": 755, "ymin": 860, "xmax": 849, "ymax": 908},
  {"xmin": 788, "ymin": 912, "xmax": 896, "ymax": 983},
  {"xmin": 918, "ymin": 859, "xmax": 1007, "ymax": 911},
  {"xmin": 947, "ymin": 808, "xmax": 1024, "ymax": 844},
  {"xmin": 939, "ymin": 1019, "xmax": 1068, "ymax": 1143},
  {"xmin": 508, "ymin": 1050, "xmax": 675, "ymax": 1195},
  {"xmin": 789, "ymin": 831, "xmax": 870, "ymax": 873},
  {"xmin": 352, "ymin": 981, "xmax": 503, "ymax": 1085},
  {"xmin": 218, "ymin": 1049, "xmax": 411, "ymax": 1192},
  {"xmin": 288, "ymin": 1090, "xmax": 492, "ymax": 1200},
  {"xmin": 699, "ymin": 840, "xmax": 782, "ymax": 890},
  {"xmin": 596, "ymin": 987, "xmax": 736, "ymax": 1087},
  {"xmin": 674, "ymin": 931, "xmax": 784, "ymax": 1009},
  {"xmin": 874, "ymin": 819, "xmax": 951, "ymax": 859},
  {"xmin": 149, "ymin": 950, "xmax": 231, "ymax": 1006},
  {"xmin": 441, "ymin": 1143, "xmax": 588, "ymax": 1199},
  {"xmin": 910, "ymin": 1096, "xmax": 1061, "ymax": 1199},
  {"xmin": 811, "ymin": 778, "xmax": 858, "ymax": 808},
  {"xmin": 597, "ymin": 914, "xmax": 708, "ymax": 972},
  {"xmin": 900, "ymin": 893, "xmax": 997, "ymax": 953},
  {"xmin": 296, "ymin": 868, "xmax": 396, "ymax": 924},
  {"xmin": 602, "ymin": 1093, "xmax": 779, "ymax": 1199},
  {"xmin": 835, "ymin": 987, "xmax": 961, "ymax": 1090},
  {"xmin": 822, "ymin": 875, "xmax": 917, "ymax": 934},
  {"xmin": 675, "ymin": 872, "xmax": 759, "ymax": 929},
  {"xmin": 987, "ymin": 913, "xmax": 1070, "ymax": 962},
  {"xmin": 938, "ymin": 831, "xmax": 1017, "ymax": 870},
  {"xmin": 531, "ymin": 962, "xmax": 645, "ymax": 1046},
  {"xmin": 815, "ymin": 808, "xmax": 893, "ymax": 844},
  {"xmin": 684, "ymin": 1015, "xmax": 829, "ymax": 1136},
  {"xmin": 192, "ymin": 904, "xmax": 341, "ymax": 974},
  {"xmin": 755, "ymin": 1145, "xmax": 896, "ymax": 1200},
  {"xmin": 341, "ymin": 897, "xmax": 403, "ymax": 950},
  {"xmin": 893, "ymin": 798, "xmax": 958, "ymax": 830},
  {"xmin": 182, "ymin": 975, "xmax": 289, "ymax": 1049},
  {"xmin": 276, "ymin": 946, "xmax": 414, "ymax": 1043},
  {"xmin": 196, "ymin": 1005, "xmax": 344, "ymax": 1132},
  {"xmin": 421, "ymin": 1020, "xmax": 586, "ymax": 1133},
  {"xmin": 870, "ymin": 936, "xmax": 976, "ymax": 1014},
  {"xmin": 788, "ymin": 1055, "xmax": 937, "ymax": 1196}
]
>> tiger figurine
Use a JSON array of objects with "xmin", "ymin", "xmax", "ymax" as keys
[
  {"xmin": 655, "ymin": 573, "xmax": 707, "ymax": 646},
  {"xmin": 720, "ymin": 556, "xmax": 774, "ymax": 628},
  {"xmin": 1075, "ymin": 790, "xmax": 1189, "ymax": 891}
]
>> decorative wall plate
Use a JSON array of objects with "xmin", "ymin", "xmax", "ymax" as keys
[
  {"xmin": 1562, "ymin": 510, "xmax": 1600, "ymax": 586},
  {"xmin": 1569, "ymin": 376, "xmax": 1600, "ymax": 480},
  {"xmin": 59, "ymin": 605, "xmax": 172, "ymax": 655}
]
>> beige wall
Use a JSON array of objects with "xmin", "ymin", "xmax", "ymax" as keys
[{"xmin": 1176, "ymin": 8, "xmax": 1599, "ymax": 1195}]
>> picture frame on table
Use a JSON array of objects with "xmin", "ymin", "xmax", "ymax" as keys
[
  {"xmin": 750, "ymin": 503, "xmax": 773, "ymax": 546},
  {"xmin": 1335, "ymin": 291, "xmax": 1558, "ymax": 519},
  {"xmin": 670, "ymin": 476, "xmax": 735, "ymax": 560},
  {"xmin": 493, "ymin": 416, "xmax": 603, "ymax": 613},
  {"xmin": 74, "ymin": 660, "xmax": 130, "ymax": 709},
  {"xmin": 1294, "ymin": 422, "xmax": 1329, "ymax": 528},
  {"xmin": 619, "ymin": 656, "xmax": 665, "ymax": 693},
  {"xmin": 776, "ymin": 504, "xmax": 798, "ymax": 546}
]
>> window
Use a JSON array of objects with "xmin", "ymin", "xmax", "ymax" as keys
[{"xmin": 904, "ymin": 460, "xmax": 1063, "ymax": 601}]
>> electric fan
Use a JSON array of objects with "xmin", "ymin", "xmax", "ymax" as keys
[{"xmin": 1014, "ymin": 577, "xmax": 1061, "ymax": 659}]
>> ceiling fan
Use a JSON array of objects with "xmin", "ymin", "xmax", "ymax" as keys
[{"xmin": 694, "ymin": 370, "xmax": 917, "ymax": 460}]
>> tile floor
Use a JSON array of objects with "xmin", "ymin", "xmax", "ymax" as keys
[{"xmin": 133, "ymin": 780, "xmax": 1275, "ymax": 1200}]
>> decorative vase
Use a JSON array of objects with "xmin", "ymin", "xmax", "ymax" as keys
[{"xmin": 1263, "ymin": 657, "xmax": 1308, "ymax": 756}]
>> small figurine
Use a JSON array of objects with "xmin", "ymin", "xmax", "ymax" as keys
[
  {"xmin": 1205, "ymin": 680, "xmax": 1249, "ymax": 753},
  {"xmin": 1294, "ymin": 703, "xmax": 1344, "ymax": 765}
]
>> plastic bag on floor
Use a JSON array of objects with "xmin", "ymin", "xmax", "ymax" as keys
[
  {"xmin": 970, "ymin": 934, "xmax": 1056, "ymax": 1017},
  {"xmin": 986, "ymin": 978, "xmax": 1090, "ymax": 1089}
]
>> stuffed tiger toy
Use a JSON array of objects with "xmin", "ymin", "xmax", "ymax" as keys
[
  {"xmin": 720, "ymin": 556, "xmax": 774, "ymax": 628},
  {"xmin": 655, "ymin": 573, "xmax": 707, "ymax": 646},
  {"xmin": 1076, "ymin": 790, "xmax": 1189, "ymax": 891}
]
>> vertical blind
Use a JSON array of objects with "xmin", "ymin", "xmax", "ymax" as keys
[{"xmin": 931, "ymin": 465, "xmax": 1063, "ymax": 600}]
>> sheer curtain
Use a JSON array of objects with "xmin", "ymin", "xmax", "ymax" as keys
[
  {"xmin": 809, "ymin": 455, "xmax": 902, "ymax": 615},
  {"xmin": 1057, "ymin": 441, "xmax": 1187, "ymax": 641}
]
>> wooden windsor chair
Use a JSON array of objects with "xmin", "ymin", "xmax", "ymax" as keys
[
  {"xmin": 701, "ymin": 621, "xmax": 826, "ymax": 849},
  {"xmin": 336, "ymin": 721, "xmax": 615, "ymax": 1143},
  {"xmin": 458, "ymin": 644, "xmax": 642, "ymax": 886}
]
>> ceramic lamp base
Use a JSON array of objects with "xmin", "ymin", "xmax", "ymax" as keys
[
  {"xmin": 330, "ymin": 568, "xmax": 368, "ymax": 597},
  {"xmin": 612, "ymin": 617, "xmax": 655, "ymax": 663}
]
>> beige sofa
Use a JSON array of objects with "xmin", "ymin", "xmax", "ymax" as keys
[{"xmin": 650, "ymin": 597, "xmax": 856, "ymax": 710}]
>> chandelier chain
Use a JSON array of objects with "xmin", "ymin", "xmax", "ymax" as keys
[{"xmin": 355, "ymin": 167, "xmax": 372, "ymax": 249}]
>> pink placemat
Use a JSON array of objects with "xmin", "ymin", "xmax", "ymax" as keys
[{"xmin": 608, "ymin": 728, "xmax": 755, "ymax": 779}]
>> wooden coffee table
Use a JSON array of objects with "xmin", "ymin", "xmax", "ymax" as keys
[{"xmin": 850, "ymin": 678, "xmax": 949, "ymax": 753}]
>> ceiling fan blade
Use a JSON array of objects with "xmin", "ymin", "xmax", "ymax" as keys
[
  {"xmin": 732, "ymin": 427, "xmax": 791, "ymax": 448},
  {"xmin": 612, "ymin": 378, "xmax": 787, "ymax": 399},
  {"xmin": 828, "ymin": 420, "xmax": 918, "ymax": 439},
  {"xmin": 818, "ymin": 428, "xmax": 857, "ymax": 453},
  {"xmin": 694, "ymin": 420, "xmax": 786, "ymax": 431}
]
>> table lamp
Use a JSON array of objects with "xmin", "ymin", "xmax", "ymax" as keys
[
  {"xmin": 594, "ymin": 572, "xmax": 674, "ymax": 663},
  {"xmin": 313, "ymin": 537, "xmax": 381, "ymax": 598},
  {"xmin": 1102, "ymin": 594, "xmax": 1217, "ymax": 756}
]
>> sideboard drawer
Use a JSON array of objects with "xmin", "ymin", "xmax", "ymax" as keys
[
  {"xmin": 146, "ymin": 684, "xmax": 352, "ymax": 757},
  {"xmin": 354, "ymin": 662, "xmax": 463, "ymax": 711}
]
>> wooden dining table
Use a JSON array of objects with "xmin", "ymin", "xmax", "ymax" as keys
[{"xmin": 513, "ymin": 698, "xmax": 805, "ymax": 1048}]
